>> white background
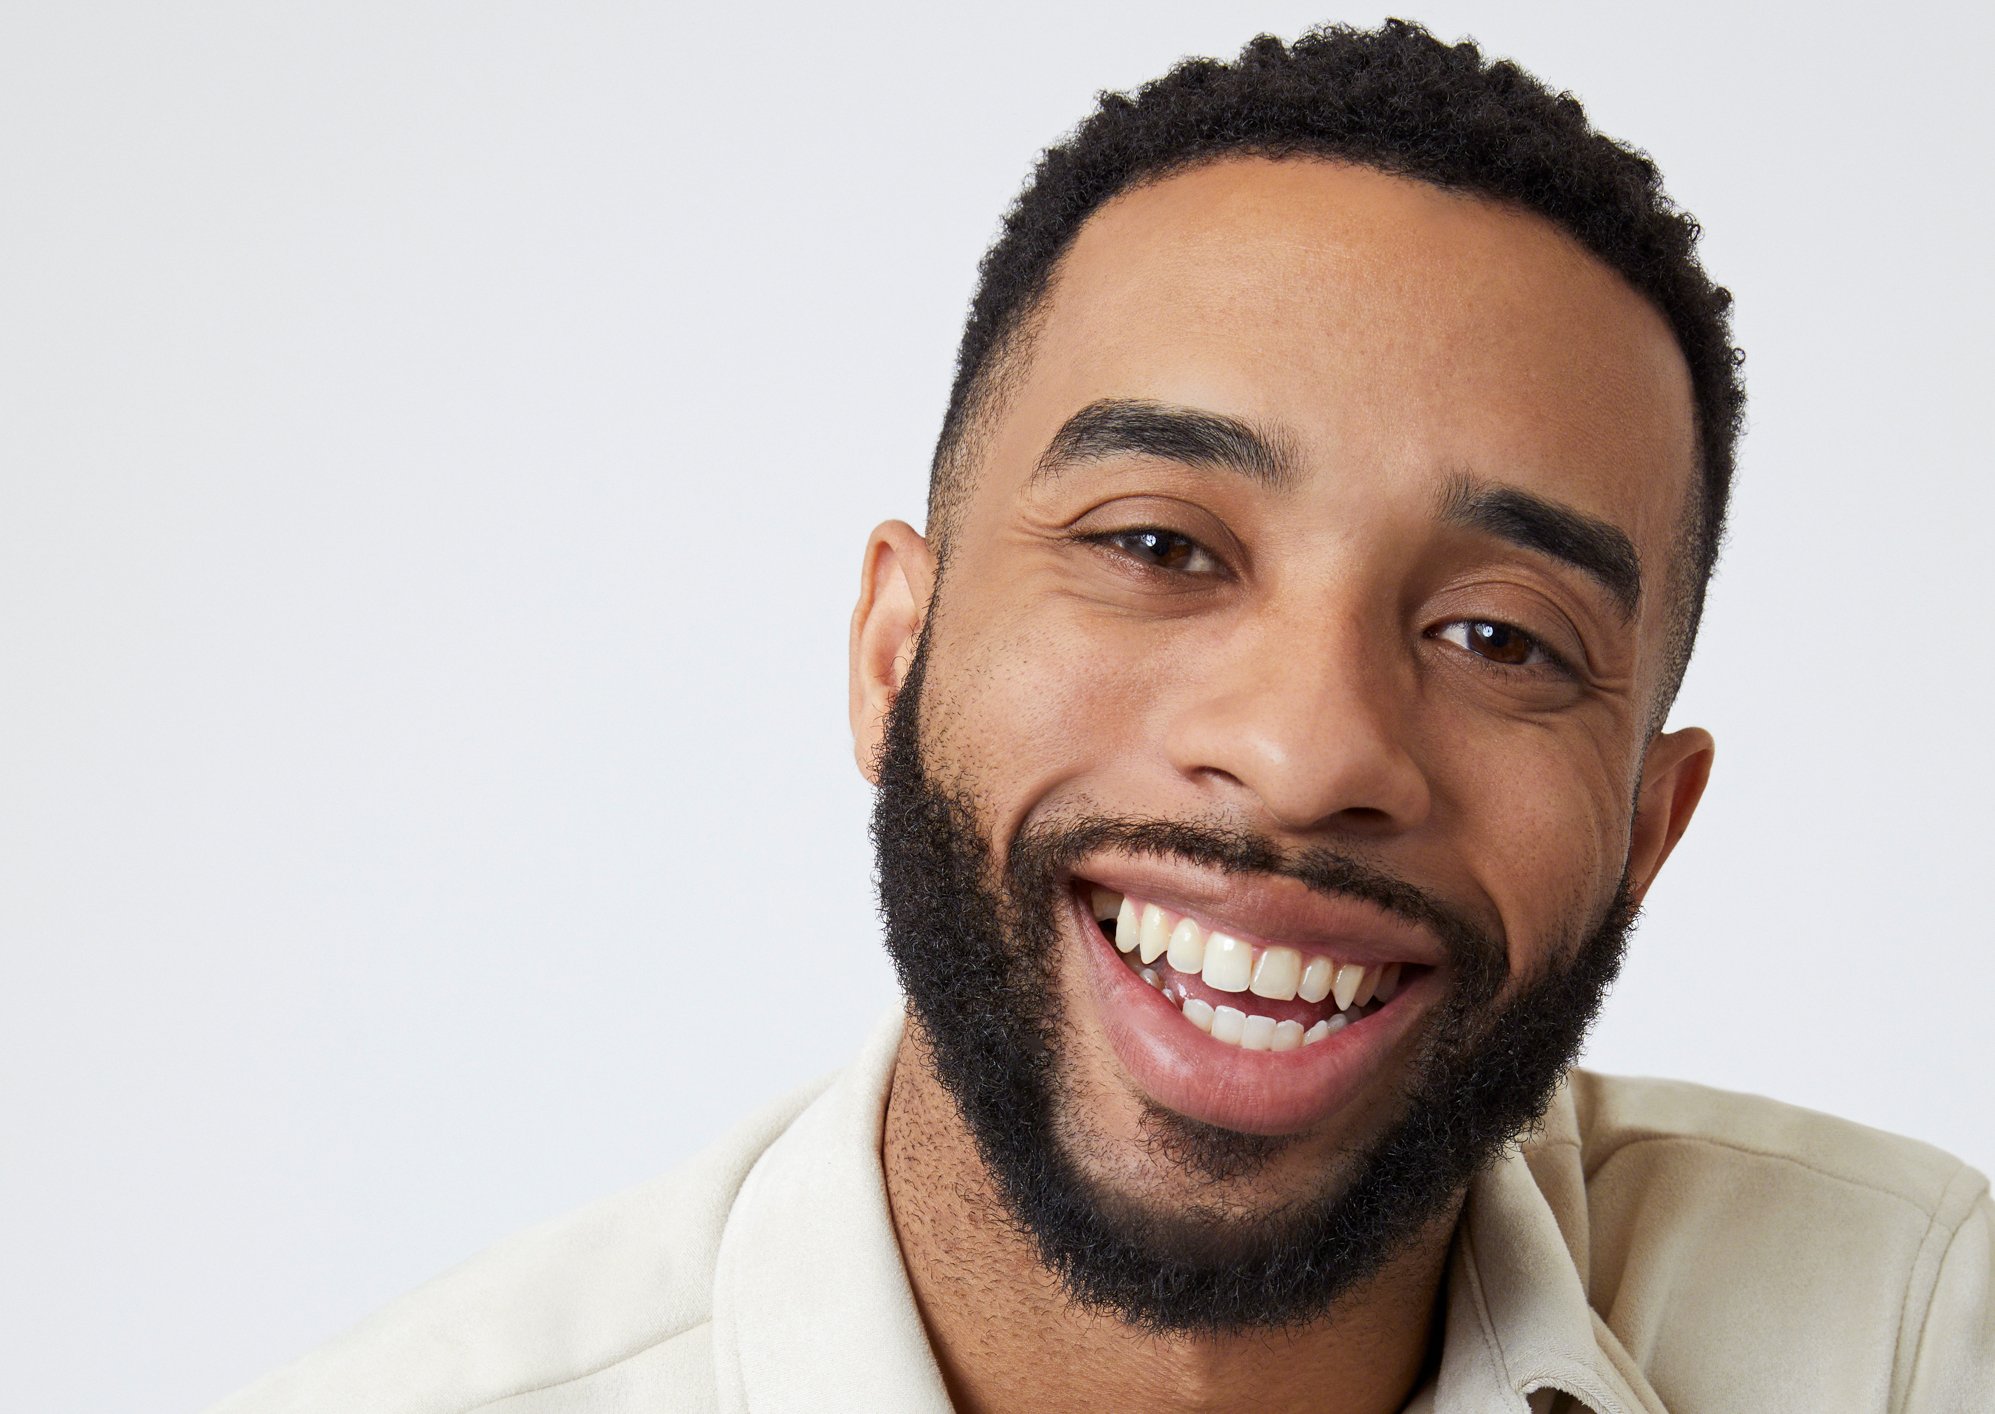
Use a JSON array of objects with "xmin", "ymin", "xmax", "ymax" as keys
[{"xmin": 4, "ymin": 3, "xmax": 1991, "ymax": 1410}]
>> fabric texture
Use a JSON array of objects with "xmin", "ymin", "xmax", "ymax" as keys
[{"xmin": 208, "ymin": 1013, "xmax": 1994, "ymax": 1413}]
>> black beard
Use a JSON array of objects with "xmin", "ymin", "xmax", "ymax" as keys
[{"xmin": 870, "ymin": 635, "xmax": 1638, "ymax": 1335}]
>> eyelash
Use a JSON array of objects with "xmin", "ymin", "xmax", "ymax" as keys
[
  {"xmin": 1084, "ymin": 524, "xmax": 1577, "ymax": 678},
  {"xmin": 1428, "ymin": 619, "xmax": 1576, "ymax": 678},
  {"xmin": 1082, "ymin": 526, "xmax": 1227, "ymax": 577}
]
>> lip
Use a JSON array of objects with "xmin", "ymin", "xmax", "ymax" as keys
[
  {"xmin": 1073, "ymin": 855, "xmax": 1452, "ymax": 969},
  {"xmin": 1067, "ymin": 871, "xmax": 1443, "ymax": 1137}
]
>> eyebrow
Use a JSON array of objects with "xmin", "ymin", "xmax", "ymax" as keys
[
  {"xmin": 1438, "ymin": 474, "xmax": 1643, "ymax": 619},
  {"xmin": 1032, "ymin": 398, "xmax": 1293, "ymax": 487},
  {"xmin": 1031, "ymin": 399, "xmax": 1642, "ymax": 617}
]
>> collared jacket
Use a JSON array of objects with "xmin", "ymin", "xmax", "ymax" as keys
[{"xmin": 210, "ymin": 1015, "xmax": 1994, "ymax": 1413}]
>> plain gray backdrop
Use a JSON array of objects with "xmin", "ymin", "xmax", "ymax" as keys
[{"xmin": 5, "ymin": 3, "xmax": 1991, "ymax": 1410}]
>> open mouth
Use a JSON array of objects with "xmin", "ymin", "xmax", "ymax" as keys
[{"xmin": 1080, "ymin": 883, "xmax": 1420, "ymax": 1053}]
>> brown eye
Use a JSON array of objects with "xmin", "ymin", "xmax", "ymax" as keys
[
  {"xmin": 1103, "ymin": 529, "xmax": 1220, "ymax": 574},
  {"xmin": 1435, "ymin": 619, "xmax": 1555, "ymax": 669},
  {"xmin": 1468, "ymin": 621, "xmax": 1532, "ymax": 664}
]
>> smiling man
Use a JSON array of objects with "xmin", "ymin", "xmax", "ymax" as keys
[{"xmin": 213, "ymin": 21, "xmax": 1993, "ymax": 1414}]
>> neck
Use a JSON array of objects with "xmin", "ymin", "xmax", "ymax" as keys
[{"xmin": 882, "ymin": 1028, "xmax": 1460, "ymax": 1414}]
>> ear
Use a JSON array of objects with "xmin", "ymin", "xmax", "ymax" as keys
[
  {"xmin": 848, "ymin": 520, "xmax": 936, "ymax": 784},
  {"xmin": 1625, "ymin": 726, "xmax": 1715, "ymax": 904}
]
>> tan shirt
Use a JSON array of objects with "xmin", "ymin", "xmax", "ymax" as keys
[{"xmin": 210, "ymin": 1014, "xmax": 1993, "ymax": 1413}]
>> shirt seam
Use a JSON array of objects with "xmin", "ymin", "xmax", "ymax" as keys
[
  {"xmin": 1509, "ymin": 1317, "xmax": 1659, "ymax": 1414},
  {"xmin": 1889, "ymin": 1161, "xmax": 1986, "ymax": 1414},
  {"xmin": 462, "ymin": 1316, "xmax": 712, "ymax": 1412},
  {"xmin": 1580, "ymin": 1133, "xmax": 1954, "ymax": 1218},
  {"xmin": 1456, "ymin": 1215, "xmax": 1527, "ymax": 1408},
  {"xmin": 1889, "ymin": 1206, "xmax": 1949, "ymax": 1414},
  {"xmin": 1513, "ymin": 1359, "xmax": 1628, "ymax": 1414}
]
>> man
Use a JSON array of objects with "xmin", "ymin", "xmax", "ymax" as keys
[{"xmin": 213, "ymin": 21, "xmax": 1993, "ymax": 1413}]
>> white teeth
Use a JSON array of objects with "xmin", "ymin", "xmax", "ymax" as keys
[
  {"xmin": 1201, "ymin": 932, "xmax": 1253, "ymax": 992},
  {"xmin": 1114, "ymin": 897, "xmax": 1139, "ymax": 954},
  {"xmin": 1210, "ymin": 1004, "xmax": 1246, "ymax": 1044},
  {"xmin": 1180, "ymin": 994, "xmax": 1335, "ymax": 1053},
  {"xmin": 1166, "ymin": 916, "xmax": 1207, "ymax": 974},
  {"xmin": 1109, "ymin": 892, "xmax": 1415, "ymax": 1050},
  {"xmin": 1297, "ymin": 955, "xmax": 1335, "ymax": 1004},
  {"xmin": 1248, "ymin": 945, "xmax": 1302, "ymax": 1001},
  {"xmin": 1304, "ymin": 1013, "xmax": 1352, "ymax": 1046}
]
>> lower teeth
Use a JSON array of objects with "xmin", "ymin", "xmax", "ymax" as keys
[{"xmin": 1129, "ymin": 955, "xmax": 1367, "ymax": 1050}]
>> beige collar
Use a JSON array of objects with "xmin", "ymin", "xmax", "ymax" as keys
[
  {"xmin": 710, "ymin": 1013, "xmax": 951, "ymax": 1413},
  {"xmin": 1427, "ymin": 1083, "xmax": 1664, "ymax": 1413}
]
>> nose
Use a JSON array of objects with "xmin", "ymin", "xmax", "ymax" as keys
[{"xmin": 1162, "ymin": 613, "xmax": 1432, "ymax": 836}]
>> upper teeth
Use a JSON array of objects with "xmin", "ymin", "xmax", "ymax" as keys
[{"xmin": 1093, "ymin": 886, "xmax": 1401, "ymax": 1008}]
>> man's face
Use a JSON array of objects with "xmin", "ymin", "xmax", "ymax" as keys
[{"xmin": 858, "ymin": 157, "xmax": 1710, "ymax": 1328}]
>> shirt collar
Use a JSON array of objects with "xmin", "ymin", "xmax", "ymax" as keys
[
  {"xmin": 710, "ymin": 1011, "xmax": 953, "ymax": 1414},
  {"xmin": 711, "ymin": 1012, "xmax": 1664, "ymax": 1414},
  {"xmin": 1428, "ymin": 1081, "xmax": 1666, "ymax": 1414}
]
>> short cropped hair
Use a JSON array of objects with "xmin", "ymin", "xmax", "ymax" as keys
[{"xmin": 928, "ymin": 20, "xmax": 1744, "ymax": 699}]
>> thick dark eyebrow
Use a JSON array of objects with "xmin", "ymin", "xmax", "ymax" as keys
[
  {"xmin": 1031, "ymin": 398, "xmax": 1293, "ymax": 487},
  {"xmin": 1438, "ymin": 474, "xmax": 1643, "ymax": 619}
]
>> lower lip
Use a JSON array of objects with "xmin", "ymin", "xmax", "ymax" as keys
[{"xmin": 1070, "ymin": 890, "xmax": 1434, "ymax": 1136}]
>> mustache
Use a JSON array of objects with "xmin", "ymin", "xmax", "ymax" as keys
[{"xmin": 1006, "ymin": 814, "xmax": 1505, "ymax": 981}]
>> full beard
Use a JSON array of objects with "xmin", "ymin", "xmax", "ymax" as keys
[{"xmin": 870, "ymin": 635, "xmax": 1638, "ymax": 1335}]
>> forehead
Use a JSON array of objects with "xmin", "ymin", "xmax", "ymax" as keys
[{"xmin": 973, "ymin": 156, "xmax": 1697, "ymax": 593}]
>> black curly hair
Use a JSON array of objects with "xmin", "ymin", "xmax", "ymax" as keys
[{"xmin": 928, "ymin": 19, "xmax": 1744, "ymax": 698}]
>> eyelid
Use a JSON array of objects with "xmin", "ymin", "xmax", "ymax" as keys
[
  {"xmin": 1077, "ymin": 525, "xmax": 1230, "ymax": 578},
  {"xmin": 1435, "ymin": 572, "xmax": 1604, "ymax": 676},
  {"xmin": 1431, "ymin": 618, "xmax": 1578, "ymax": 678},
  {"xmin": 1067, "ymin": 490, "xmax": 1246, "ymax": 564}
]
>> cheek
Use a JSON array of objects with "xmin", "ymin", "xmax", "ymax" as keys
[
  {"xmin": 920, "ymin": 597, "xmax": 1159, "ymax": 828},
  {"xmin": 1430, "ymin": 718, "xmax": 1631, "ymax": 963}
]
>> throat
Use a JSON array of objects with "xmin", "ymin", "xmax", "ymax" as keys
[{"xmin": 883, "ymin": 1025, "xmax": 1079, "ymax": 1413}]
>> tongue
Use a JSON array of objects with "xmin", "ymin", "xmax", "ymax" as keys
[{"xmin": 1153, "ymin": 959, "xmax": 1335, "ymax": 1027}]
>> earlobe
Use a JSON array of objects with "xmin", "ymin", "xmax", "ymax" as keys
[
  {"xmin": 1626, "ymin": 727, "xmax": 1715, "ymax": 904},
  {"xmin": 848, "ymin": 520, "xmax": 935, "ymax": 784}
]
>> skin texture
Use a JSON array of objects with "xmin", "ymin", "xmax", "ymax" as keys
[{"xmin": 848, "ymin": 158, "xmax": 1715, "ymax": 1414}]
